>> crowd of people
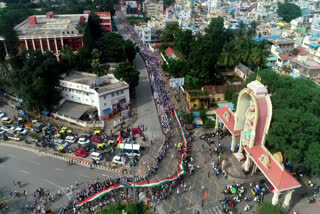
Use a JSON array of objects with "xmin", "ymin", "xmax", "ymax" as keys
[{"xmin": 58, "ymin": 10, "xmax": 191, "ymax": 213}]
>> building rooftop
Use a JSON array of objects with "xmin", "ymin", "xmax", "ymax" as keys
[
  {"xmin": 14, "ymin": 13, "xmax": 88, "ymax": 38},
  {"xmin": 61, "ymin": 71, "xmax": 128, "ymax": 93}
]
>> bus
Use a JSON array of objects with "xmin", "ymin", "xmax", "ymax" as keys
[{"xmin": 119, "ymin": 143, "xmax": 141, "ymax": 157}]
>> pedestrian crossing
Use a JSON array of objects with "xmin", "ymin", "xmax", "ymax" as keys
[{"xmin": 204, "ymin": 205, "xmax": 223, "ymax": 214}]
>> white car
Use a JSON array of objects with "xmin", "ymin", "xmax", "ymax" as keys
[
  {"xmin": 1, "ymin": 126, "xmax": 14, "ymax": 132},
  {"xmin": 78, "ymin": 137, "xmax": 91, "ymax": 147},
  {"xmin": 0, "ymin": 111, "xmax": 5, "ymax": 118},
  {"xmin": 112, "ymin": 155, "xmax": 125, "ymax": 165},
  {"xmin": 91, "ymin": 152, "xmax": 103, "ymax": 161},
  {"xmin": 65, "ymin": 136, "xmax": 77, "ymax": 144},
  {"xmin": 0, "ymin": 129, "xmax": 6, "ymax": 135},
  {"xmin": 15, "ymin": 127, "xmax": 28, "ymax": 136}
]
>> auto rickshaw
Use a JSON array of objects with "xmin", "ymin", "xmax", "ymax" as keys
[
  {"xmin": 57, "ymin": 145, "xmax": 66, "ymax": 153},
  {"xmin": 54, "ymin": 134, "xmax": 61, "ymax": 139},
  {"xmin": 97, "ymin": 143, "xmax": 106, "ymax": 150},
  {"xmin": 94, "ymin": 130, "xmax": 101, "ymax": 135}
]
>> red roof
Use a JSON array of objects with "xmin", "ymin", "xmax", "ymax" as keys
[
  {"xmin": 245, "ymin": 145, "xmax": 301, "ymax": 192},
  {"xmin": 154, "ymin": 42, "xmax": 174, "ymax": 48},
  {"xmin": 279, "ymin": 54, "xmax": 291, "ymax": 60},
  {"xmin": 295, "ymin": 46, "xmax": 309, "ymax": 56},
  {"xmin": 215, "ymin": 105, "xmax": 241, "ymax": 136},
  {"xmin": 165, "ymin": 47, "xmax": 178, "ymax": 58}
]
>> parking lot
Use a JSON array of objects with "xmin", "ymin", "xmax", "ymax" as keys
[{"xmin": 0, "ymin": 102, "xmax": 151, "ymax": 173}]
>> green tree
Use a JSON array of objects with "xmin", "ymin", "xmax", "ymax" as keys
[
  {"xmin": 61, "ymin": 45, "xmax": 76, "ymax": 69},
  {"xmin": 277, "ymin": 1, "xmax": 302, "ymax": 22},
  {"xmin": 10, "ymin": 51, "xmax": 62, "ymax": 111},
  {"xmin": 83, "ymin": 13, "xmax": 103, "ymax": 51},
  {"xmin": 167, "ymin": 59, "xmax": 188, "ymax": 77},
  {"xmin": 305, "ymin": 143, "xmax": 320, "ymax": 175},
  {"xmin": 248, "ymin": 21, "xmax": 258, "ymax": 37},
  {"xmin": 224, "ymin": 89, "xmax": 235, "ymax": 101},
  {"xmin": 99, "ymin": 33, "xmax": 126, "ymax": 62},
  {"xmin": 91, "ymin": 59, "xmax": 108, "ymax": 77},
  {"xmin": 218, "ymin": 42, "xmax": 238, "ymax": 68},
  {"xmin": 76, "ymin": 46, "xmax": 91, "ymax": 70},
  {"xmin": 163, "ymin": 0, "xmax": 174, "ymax": 8},
  {"xmin": 124, "ymin": 40, "xmax": 137, "ymax": 63},
  {"xmin": 97, "ymin": 202, "xmax": 150, "ymax": 214},
  {"xmin": 252, "ymin": 40, "xmax": 269, "ymax": 71},
  {"xmin": 114, "ymin": 62, "xmax": 139, "ymax": 89},
  {"xmin": 174, "ymin": 29, "xmax": 193, "ymax": 59},
  {"xmin": 257, "ymin": 202, "xmax": 284, "ymax": 214},
  {"xmin": 161, "ymin": 22, "xmax": 180, "ymax": 42},
  {"xmin": 237, "ymin": 21, "xmax": 248, "ymax": 38}
]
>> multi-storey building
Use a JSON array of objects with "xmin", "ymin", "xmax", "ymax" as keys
[
  {"xmin": 0, "ymin": 11, "xmax": 111, "ymax": 59},
  {"xmin": 59, "ymin": 71, "xmax": 130, "ymax": 120}
]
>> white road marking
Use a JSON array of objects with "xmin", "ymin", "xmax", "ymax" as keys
[
  {"xmin": 55, "ymin": 168, "xmax": 64, "ymax": 172},
  {"xmin": 20, "ymin": 170, "xmax": 30, "ymax": 174},
  {"xmin": 45, "ymin": 179, "xmax": 71, "ymax": 200},
  {"xmin": 31, "ymin": 160, "xmax": 40, "ymax": 165},
  {"xmin": 8, "ymin": 154, "xmax": 16, "ymax": 158},
  {"xmin": 80, "ymin": 174, "xmax": 90, "ymax": 179}
]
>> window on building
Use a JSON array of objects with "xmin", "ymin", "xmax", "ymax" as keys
[
  {"xmin": 104, "ymin": 95, "xmax": 106, "ymax": 100},
  {"xmin": 121, "ymin": 90, "xmax": 124, "ymax": 94},
  {"xmin": 116, "ymin": 91, "xmax": 119, "ymax": 95},
  {"xmin": 193, "ymin": 104, "xmax": 197, "ymax": 108},
  {"xmin": 71, "ymin": 96, "xmax": 73, "ymax": 98},
  {"xmin": 217, "ymin": 98, "xmax": 220, "ymax": 101},
  {"xmin": 104, "ymin": 103, "xmax": 106, "ymax": 106},
  {"xmin": 112, "ymin": 93, "xmax": 114, "ymax": 97},
  {"xmin": 87, "ymin": 93, "xmax": 89, "ymax": 96},
  {"xmin": 69, "ymin": 89, "xmax": 71, "ymax": 92}
]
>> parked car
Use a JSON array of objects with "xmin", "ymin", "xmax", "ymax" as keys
[
  {"xmin": 0, "ymin": 129, "xmax": 6, "ymax": 135},
  {"xmin": 112, "ymin": 155, "xmax": 125, "ymax": 165},
  {"xmin": 0, "ymin": 111, "xmax": 6, "ymax": 118},
  {"xmin": 65, "ymin": 135, "xmax": 77, "ymax": 144},
  {"xmin": 54, "ymin": 139, "xmax": 69, "ymax": 148},
  {"xmin": 91, "ymin": 135, "xmax": 104, "ymax": 143},
  {"xmin": 78, "ymin": 137, "xmax": 91, "ymax": 147},
  {"xmin": 91, "ymin": 152, "xmax": 103, "ymax": 161},
  {"xmin": 1, "ymin": 125, "xmax": 13, "ymax": 132},
  {"xmin": 75, "ymin": 148, "xmax": 88, "ymax": 157},
  {"xmin": 15, "ymin": 127, "xmax": 28, "ymax": 136},
  {"xmin": 2, "ymin": 117, "xmax": 13, "ymax": 124}
]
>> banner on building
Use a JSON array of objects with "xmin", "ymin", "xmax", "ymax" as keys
[{"xmin": 169, "ymin": 78, "xmax": 184, "ymax": 88}]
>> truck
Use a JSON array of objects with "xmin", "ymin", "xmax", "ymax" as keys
[{"xmin": 32, "ymin": 122, "xmax": 44, "ymax": 133}]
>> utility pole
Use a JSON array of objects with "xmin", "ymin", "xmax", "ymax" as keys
[{"xmin": 131, "ymin": 138, "xmax": 136, "ymax": 204}]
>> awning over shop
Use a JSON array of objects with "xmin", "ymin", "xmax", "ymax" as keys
[
  {"xmin": 103, "ymin": 108, "xmax": 113, "ymax": 114},
  {"xmin": 41, "ymin": 110, "xmax": 50, "ymax": 116}
]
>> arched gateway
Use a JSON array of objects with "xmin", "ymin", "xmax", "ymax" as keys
[{"xmin": 215, "ymin": 79, "xmax": 301, "ymax": 208}]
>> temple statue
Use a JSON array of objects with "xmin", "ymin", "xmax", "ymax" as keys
[{"xmin": 243, "ymin": 101, "xmax": 256, "ymax": 145}]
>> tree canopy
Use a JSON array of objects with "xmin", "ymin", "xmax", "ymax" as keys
[
  {"xmin": 245, "ymin": 70, "xmax": 320, "ymax": 175},
  {"xmin": 9, "ymin": 51, "xmax": 63, "ymax": 111},
  {"xmin": 97, "ymin": 202, "xmax": 150, "ymax": 214},
  {"xmin": 114, "ymin": 62, "xmax": 140, "ymax": 89},
  {"xmin": 277, "ymin": 1, "xmax": 302, "ymax": 22},
  {"xmin": 161, "ymin": 22, "xmax": 180, "ymax": 42}
]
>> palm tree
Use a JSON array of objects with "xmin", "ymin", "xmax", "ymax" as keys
[
  {"xmin": 237, "ymin": 21, "xmax": 248, "ymax": 38},
  {"xmin": 252, "ymin": 41, "xmax": 270, "ymax": 72},
  {"xmin": 236, "ymin": 38, "xmax": 255, "ymax": 66},
  {"xmin": 219, "ymin": 43, "xmax": 238, "ymax": 69},
  {"xmin": 247, "ymin": 21, "xmax": 258, "ymax": 38}
]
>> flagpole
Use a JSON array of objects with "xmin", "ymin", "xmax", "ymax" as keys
[{"xmin": 131, "ymin": 138, "xmax": 136, "ymax": 204}]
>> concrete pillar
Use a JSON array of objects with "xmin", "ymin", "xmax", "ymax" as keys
[
  {"xmin": 47, "ymin": 38, "xmax": 51, "ymax": 51},
  {"xmin": 231, "ymin": 135, "xmax": 235, "ymax": 152},
  {"xmin": 24, "ymin": 39, "xmax": 29, "ymax": 50},
  {"xmin": 54, "ymin": 37, "xmax": 58, "ymax": 54},
  {"xmin": 39, "ymin": 39, "xmax": 44, "ymax": 53},
  {"xmin": 238, "ymin": 131, "xmax": 244, "ymax": 153},
  {"xmin": 61, "ymin": 37, "xmax": 64, "ymax": 47},
  {"xmin": 244, "ymin": 155, "xmax": 251, "ymax": 172},
  {"xmin": 215, "ymin": 115, "xmax": 219, "ymax": 130},
  {"xmin": 3, "ymin": 42, "xmax": 9, "ymax": 57},
  {"xmin": 251, "ymin": 164, "xmax": 257, "ymax": 175},
  {"xmin": 32, "ymin": 38, "xmax": 36, "ymax": 50},
  {"xmin": 272, "ymin": 190, "xmax": 281, "ymax": 205},
  {"xmin": 282, "ymin": 190, "xmax": 294, "ymax": 208}
]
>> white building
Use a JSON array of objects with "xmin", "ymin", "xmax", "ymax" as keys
[
  {"xmin": 139, "ymin": 26, "xmax": 160, "ymax": 43},
  {"xmin": 59, "ymin": 71, "xmax": 129, "ymax": 120}
]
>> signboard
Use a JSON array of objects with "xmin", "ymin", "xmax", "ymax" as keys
[{"xmin": 169, "ymin": 78, "xmax": 184, "ymax": 88}]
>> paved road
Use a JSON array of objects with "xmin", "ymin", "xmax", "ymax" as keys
[
  {"xmin": 0, "ymin": 145, "xmax": 118, "ymax": 213},
  {"xmin": 113, "ymin": 16, "xmax": 162, "ymax": 142}
]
